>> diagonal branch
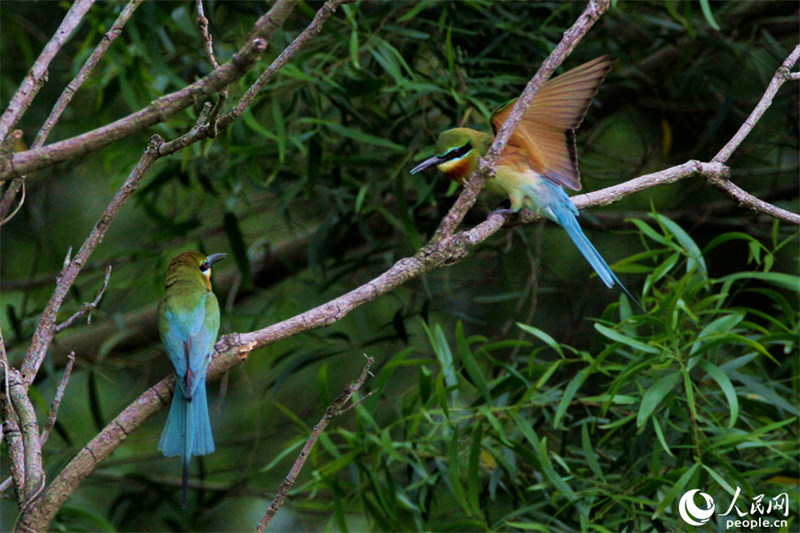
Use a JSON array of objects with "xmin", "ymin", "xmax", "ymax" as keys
[
  {"xmin": 20, "ymin": 135, "xmax": 164, "ymax": 388},
  {"xmin": 256, "ymin": 355, "xmax": 374, "ymax": 532},
  {"xmin": 0, "ymin": 0, "xmax": 95, "ymax": 143}
]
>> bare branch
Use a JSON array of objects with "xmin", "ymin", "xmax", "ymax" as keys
[
  {"xmin": 257, "ymin": 355, "xmax": 374, "ymax": 532},
  {"xmin": 21, "ymin": 137, "xmax": 164, "ymax": 388},
  {"xmin": 705, "ymin": 175, "xmax": 800, "ymax": 225},
  {"xmin": 0, "ymin": 25, "xmax": 270, "ymax": 181},
  {"xmin": 157, "ymin": 0, "xmax": 349, "ymax": 157},
  {"xmin": 0, "ymin": 0, "xmax": 95, "ymax": 142},
  {"xmin": 39, "ymin": 352, "xmax": 76, "ymax": 448},
  {"xmin": 196, "ymin": 0, "xmax": 220, "ymax": 70},
  {"xmin": 9, "ymin": 368, "xmax": 44, "ymax": 508},
  {"xmin": 1, "ymin": 0, "xmax": 142, "ymax": 223},
  {"xmin": 712, "ymin": 44, "xmax": 800, "ymax": 164},
  {"xmin": 14, "ymin": 1, "xmax": 356, "ymax": 527},
  {"xmin": 217, "ymin": 0, "xmax": 354, "ymax": 132},
  {"xmin": 54, "ymin": 265, "xmax": 112, "ymax": 333},
  {"xmin": 195, "ymin": 0, "xmax": 227, "ymax": 136}
]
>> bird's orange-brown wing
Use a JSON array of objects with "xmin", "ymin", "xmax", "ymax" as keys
[{"xmin": 491, "ymin": 55, "xmax": 615, "ymax": 190}]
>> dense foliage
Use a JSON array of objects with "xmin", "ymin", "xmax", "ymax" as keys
[{"xmin": 1, "ymin": 1, "xmax": 797, "ymax": 531}]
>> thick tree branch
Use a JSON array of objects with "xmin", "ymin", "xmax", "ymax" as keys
[{"xmin": 0, "ymin": 0, "xmax": 95, "ymax": 143}]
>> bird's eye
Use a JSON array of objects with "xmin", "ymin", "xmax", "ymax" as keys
[
  {"xmin": 444, "ymin": 143, "xmax": 472, "ymax": 160},
  {"xmin": 200, "ymin": 261, "xmax": 210, "ymax": 272}
]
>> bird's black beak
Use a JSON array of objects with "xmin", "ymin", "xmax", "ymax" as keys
[
  {"xmin": 410, "ymin": 155, "xmax": 447, "ymax": 174},
  {"xmin": 206, "ymin": 253, "xmax": 227, "ymax": 266}
]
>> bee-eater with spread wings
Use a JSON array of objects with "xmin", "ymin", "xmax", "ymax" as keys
[{"xmin": 411, "ymin": 55, "xmax": 637, "ymax": 302}]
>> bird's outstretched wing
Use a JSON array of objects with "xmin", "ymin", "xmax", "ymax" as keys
[{"xmin": 491, "ymin": 55, "xmax": 615, "ymax": 191}]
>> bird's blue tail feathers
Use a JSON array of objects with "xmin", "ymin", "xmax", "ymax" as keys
[
  {"xmin": 159, "ymin": 377, "xmax": 214, "ymax": 508},
  {"xmin": 533, "ymin": 183, "xmax": 641, "ymax": 308},
  {"xmin": 159, "ymin": 378, "xmax": 215, "ymax": 459}
]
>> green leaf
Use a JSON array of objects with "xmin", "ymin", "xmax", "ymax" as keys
[
  {"xmin": 222, "ymin": 211, "xmax": 252, "ymax": 287},
  {"xmin": 514, "ymin": 414, "xmax": 581, "ymax": 511},
  {"xmin": 518, "ymin": 323, "xmax": 565, "ymax": 358},
  {"xmin": 595, "ymin": 323, "xmax": 660, "ymax": 354},
  {"xmin": 650, "ymin": 213, "xmax": 707, "ymax": 277},
  {"xmin": 719, "ymin": 271, "xmax": 800, "ymax": 293},
  {"xmin": 651, "ymin": 416, "xmax": 674, "ymax": 457},
  {"xmin": 698, "ymin": 0, "xmax": 722, "ymax": 30},
  {"xmin": 301, "ymin": 118, "xmax": 406, "ymax": 152},
  {"xmin": 637, "ymin": 371, "xmax": 680, "ymax": 428},
  {"xmin": 581, "ymin": 422, "xmax": 606, "ymax": 481},
  {"xmin": 456, "ymin": 322, "xmax": 491, "ymax": 404},
  {"xmin": 448, "ymin": 425, "xmax": 470, "ymax": 514},
  {"xmin": 554, "ymin": 369, "xmax": 586, "ymax": 429},
  {"xmin": 652, "ymin": 462, "xmax": 700, "ymax": 519},
  {"xmin": 698, "ymin": 359, "xmax": 739, "ymax": 428}
]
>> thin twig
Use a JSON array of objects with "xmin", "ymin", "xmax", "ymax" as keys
[
  {"xmin": 256, "ymin": 356, "xmax": 375, "ymax": 533},
  {"xmin": 706, "ymin": 44, "xmax": 800, "ymax": 224},
  {"xmin": 217, "ymin": 0, "xmax": 353, "ymax": 132},
  {"xmin": 0, "ymin": 0, "xmax": 96, "ymax": 142},
  {"xmin": 39, "ymin": 352, "xmax": 76, "ymax": 447},
  {"xmin": 195, "ymin": 0, "xmax": 227, "ymax": 136},
  {"xmin": 196, "ymin": 0, "xmax": 220, "ymax": 69},
  {"xmin": 55, "ymin": 265, "xmax": 112, "ymax": 333},
  {"xmin": 712, "ymin": 44, "xmax": 800, "ymax": 164}
]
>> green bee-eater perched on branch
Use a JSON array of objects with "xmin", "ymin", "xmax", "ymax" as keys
[{"xmin": 158, "ymin": 251, "xmax": 225, "ymax": 508}]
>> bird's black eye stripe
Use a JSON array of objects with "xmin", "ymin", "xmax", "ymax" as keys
[
  {"xmin": 200, "ymin": 261, "xmax": 210, "ymax": 272},
  {"xmin": 443, "ymin": 143, "xmax": 471, "ymax": 161}
]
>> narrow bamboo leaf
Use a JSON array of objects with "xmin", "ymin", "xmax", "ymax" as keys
[
  {"xmin": 448, "ymin": 425, "xmax": 470, "ymax": 514},
  {"xmin": 719, "ymin": 271, "xmax": 800, "ymax": 293},
  {"xmin": 518, "ymin": 323, "xmax": 565, "ymax": 358},
  {"xmin": 467, "ymin": 424, "xmax": 484, "ymax": 517},
  {"xmin": 514, "ymin": 414, "xmax": 580, "ymax": 508},
  {"xmin": 595, "ymin": 323, "xmax": 659, "ymax": 354},
  {"xmin": 651, "ymin": 416, "xmax": 674, "ymax": 457},
  {"xmin": 699, "ymin": 0, "xmax": 722, "ymax": 30},
  {"xmin": 581, "ymin": 422, "xmax": 606, "ymax": 481},
  {"xmin": 698, "ymin": 359, "xmax": 739, "ymax": 428},
  {"xmin": 701, "ymin": 464, "xmax": 736, "ymax": 495},
  {"xmin": 554, "ymin": 369, "xmax": 587, "ymax": 429},
  {"xmin": 457, "ymin": 322, "xmax": 491, "ymax": 403},
  {"xmin": 652, "ymin": 462, "xmax": 700, "ymax": 519},
  {"xmin": 271, "ymin": 98, "xmax": 286, "ymax": 164},
  {"xmin": 650, "ymin": 213, "xmax": 707, "ymax": 276},
  {"xmin": 681, "ymin": 367, "xmax": 699, "ymax": 423},
  {"xmin": 637, "ymin": 372, "xmax": 680, "ymax": 428},
  {"xmin": 223, "ymin": 211, "xmax": 252, "ymax": 287}
]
